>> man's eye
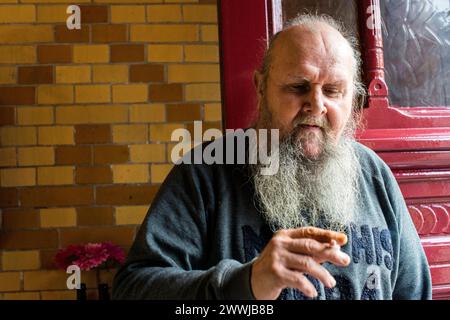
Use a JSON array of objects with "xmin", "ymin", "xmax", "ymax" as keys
[
  {"xmin": 289, "ymin": 84, "xmax": 309, "ymax": 94},
  {"xmin": 323, "ymin": 88, "xmax": 342, "ymax": 97}
]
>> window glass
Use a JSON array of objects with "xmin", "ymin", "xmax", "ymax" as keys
[
  {"xmin": 282, "ymin": 0, "xmax": 359, "ymax": 38},
  {"xmin": 381, "ymin": 0, "xmax": 450, "ymax": 107}
]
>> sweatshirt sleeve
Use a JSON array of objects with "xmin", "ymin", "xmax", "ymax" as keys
[
  {"xmin": 111, "ymin": 160, "xmax": 256, "ymax": 300},
  {"xmin": 382, "ymin": 166, "xmax": 432, "ymax": 300}
]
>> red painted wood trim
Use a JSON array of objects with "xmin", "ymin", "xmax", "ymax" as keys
[{"xmin": 218, "ymin": 0, "xmax": 269, "ymax": 130}]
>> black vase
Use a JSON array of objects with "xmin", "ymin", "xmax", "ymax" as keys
[
  {"xmin": 98, "ymin": 283, "xmax": 110, "ymax": 300},
  {"xmin": 77, "ymin": 283, "xmax": 87, "ymax": 301}
]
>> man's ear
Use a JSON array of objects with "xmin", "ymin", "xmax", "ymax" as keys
[{"xmin": 253, "ymin": 70, "xmax": 264, "ymax": 106}]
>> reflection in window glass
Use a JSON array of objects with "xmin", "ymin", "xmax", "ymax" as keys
[
  {"xmin": 381, "ymin": 0, "xmax": 450, "ymax": 107},
  {"xmin": 282, "ymin": 0, "xmax": 359, "ymax": 36}
]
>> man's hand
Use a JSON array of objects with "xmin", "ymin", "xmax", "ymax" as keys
[{"xmin": 250, "ymin": 227, "xmax": 351, "ymax": 300}]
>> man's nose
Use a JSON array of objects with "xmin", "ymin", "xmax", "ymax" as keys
[{"xmin": 302, "ymin": 89, "xmax": 327, "ymax": 116}]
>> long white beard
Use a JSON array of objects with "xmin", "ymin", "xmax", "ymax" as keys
[{"xmin": 251, "ymin": 132, "xmax": 361, "ymax": 233}]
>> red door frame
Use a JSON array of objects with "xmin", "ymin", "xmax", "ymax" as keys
[{"xmin": 219, "ymin": 0, "xmax": 450, "ymax": 299}]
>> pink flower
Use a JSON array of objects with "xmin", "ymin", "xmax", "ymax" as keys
[
  {"xmin": 54, "ymin": 242, "xmax": 126, "ymax": 271},
  {"xmin": 54, "ymin": 244, "xmax": 84, "ymax": 270}
]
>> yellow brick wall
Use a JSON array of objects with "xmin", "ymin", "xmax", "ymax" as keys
[{"xmin": 0, "ymin": 0, "xmax": 222, "ymax": 300}]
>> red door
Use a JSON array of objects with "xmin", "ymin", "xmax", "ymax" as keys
[{"xmin": 219, "ymin": 0, "xmax": 450, "ymax": 299}]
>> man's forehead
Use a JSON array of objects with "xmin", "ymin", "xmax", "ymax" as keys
[{"xmin": 271, "ymin": 24, "xmax": 354, "ymax": 75}]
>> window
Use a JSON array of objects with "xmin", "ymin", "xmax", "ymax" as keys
[{"xmin": 381, "ymin": 0, "xmax": 450, "ymax": 107}]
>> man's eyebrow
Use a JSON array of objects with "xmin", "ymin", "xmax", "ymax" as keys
[{"xmin": 286, "ymin": 76, "xmax": 310, "ymax": 83}]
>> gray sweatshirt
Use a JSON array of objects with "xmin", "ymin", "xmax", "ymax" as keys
[{"xmin": 112, "ymin": 134, "xmax": 432, "ymax": 300}]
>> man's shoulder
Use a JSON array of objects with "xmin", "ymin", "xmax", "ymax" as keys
[{"xmin": 351, "ymin": 140, "xmax": 393, "ymax": 181}]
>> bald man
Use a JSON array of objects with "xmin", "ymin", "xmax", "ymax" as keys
[{"xmin": 112, "ymin": 14, "xmax": 432, "ymax": 300}]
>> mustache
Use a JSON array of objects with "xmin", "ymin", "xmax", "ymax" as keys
[{"xmin": 293, "ymin": 115, "xmax": 329, "ymax": 129}]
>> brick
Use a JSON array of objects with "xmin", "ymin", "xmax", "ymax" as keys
[
  {"xmin": 55, "ymin": 146, "xmax": 91, "ymax": 165},
  {"xmin": 149, "ymin": 83, "xmax": 183, "ymax": 102},
  {"xmin": 201, "ymin": 25, "xmax": 218, "ymax": 42},
  {"xmin": 0, "ymin": 67, "xmax": 16, "ymax": 84},
  {"xmin": 112, "ymin": 164, "xmax": 149, "ymax": 183},
  {"xmin": 94, "ymin": 145, "xmax": 129, "ymax": 164},
  {"xmin": 37, "ymin": 5, "xmax": 67, "ymax": 22},
  {"xmin": 1, "ymin": 168, "xmax": 36, "ymax": 187},
  {"xmin": 75, "ymin": 85, "xmax": 111, "ymax": 103},
  {"xmin": 17, "ymin": 107, "xmax": 54, "ymax": 125},
  {"xmin": 38, "ymin": 45, "xmax": 72, "ymax": 64},
  {"xmin": 112, "ymin": 124, "xmax": 148, "ymax": 143},
  {"xmin": 111, "ymin": 44, "xmax": 144, "ymax": 63},
  {"xmin": 40, "ymin": 249, "xmax": 58, "ymax": 269},
  {"xmin": 75, "ymin": 124, "xmax": 111, "ymax": 144},
  {"xmin": 111, "ymin": 5, "xmax": 145, "ymax": 23},
  {"xmin": 40, "ymin": 208, "xmax": 77, "ymax": 227},
  {"xmin": 116, "ymin": 206, "xmax": 147, "ymax": 225},
  {"xmin": 94, "ymin": 0, "xmax": 161, "ymax": 2},
  {"xmin": 0, "ymin": 25, "xmax": 53, "ymax": 43},
  {"xmin": 0, "ymin": 148, "xmax": 16, "ymax": 167},
  {"xmin": 37, "ymin": 166, "xmax": 74, "ymax": 185},
  {"xmin": 21, "ymin": 0, "xmax": 91, "ymax": 3},
  {"xmin": 56, "ymin": 106, "xmax": 128, "ymax": 124},
  {"xmin": 3, "ymin": 292, "xmax": 40, "ymax": 300},
  {"xmin": 129, "ymin": 144, "xmax": 165, "ymax": 162},
  {"xmin": 0, "ymin": 127, "xmax": 36, "ymax": 146},
  {"xmin": 0, "ymin": 108, "xmax": 15, "ymax": 125},
  {"xmin": 76, "ymin": 166, "xmax": 112, "ymax": 184},
  {"xmin": 96, "ymin": 185, "xmax": 158, "ymax": 205},
  {"xmin": 166, "ymin": 103, "xmax": 202, "ymax": 122},
  {"xmin": 131, "ymin": 24, "xmax": 198, "ymax": 42},
  {"xmin": 168, "ymin": 64, "xmax": 219, "ymax": 83},
  {"xmin": 93, "ymin": 65, "xmax": 128, "ymax": 83},
  {"xmin": 0, "ymin": 87, "xmax": 35, "ymax": 105},
  {"xmin": 0, "ymin": 188, "xmax": 18, "ymax": 208},
  {"xmin": 0, "ymin": 272, "xmax": 21, "ymax": 292},
  {"xmin": 92, "ymin": 24, "xmax": 127, "ymax": 42},
  {"xmin": 151, "ymin": 163, "xmax": 173, "ymax": 183},
  {"xmin": 130, "ymin": 104, "xmax": 165, "ymax": 123},
  {"xmin": 79, "ymin": 5, "xmax": 108, "ymax": 23},
  {"xmin": 77, "ymin": 207, "xmax": 114, "ymax": 226},
  {"xmin": 0, "ymin": 5, "xmax": 35, "ymax": 23},
  {"xmin": 24, "ymin": 270, "xmax": 73, "ymax": 291},
  {"xmin": 112, "ymin": 84, "xmax": 148, "ymax": 103},
  {"xmin": 60, "ymin": 227, "xmax": 136, "ymax": 247},
  {"xmin": 18, "ymin": 147, "xmax": 54, "ymax": 166},
  {"xmin": 186, "ymin": 120, "xmax": 221, "ymax": 137},
  {"xmin": 55, "ymin": 25, "xmax": 90, "ymax": 43},
  {"xmin": 185, "ymin": 45, "xmax": 218, "ymax": 62},
  {"xmin": 130, "ymin": 64, "xmax": 164, "ymax": 83},
  {"xmin": 149, "ymin": 123, "xmax": 185, "ymax": 142},
  {"xmin": 74, "ymin": 45, "xmax": 109, "ymax": 63},
  {"xmin": 41, "ymin": 291, "xmax": 76, "ymax": 300},
  {"xmin": 20, "ymin": 186, "xmax": 94, "ymax": 207},
  {"xmin": 183, "ymin": 4, "xmax": 216, "ymax": 22},
  {"xmin": 18, "ymin": 66, "xmax": 53, "ymax": 84},
  {"xmin": 148, "ymin": 44, "xmax": 183, "ymax": 62},
  {"xmin": 204, "ymin": 103, "xmax": 221, "ymax": 121},
  {"xmin": 185, "ymin": 83, "xmax": 221, "ymax": 101},
  {"xmin": 38, "ymin": 126, "xmax": 74, "ymax": 145},
  {"xmin": 37, "ymin": 85, "xmax": 73, "ymax": 105},
  {"xmin": 147, "ymin": 5, "xmax": 182, "ymax": 22},
  {"xmin": 2, "ymin": 251, "xmax": 40, "ymax": 271},
  {"xmin": 56, "ymin": 66, "xmax": 91, "ymax": 84},
  {"xmin": 165, "ymin": 0, "xmax": 198, "ymax": 2},
  {"xmin": 0, "ymin": 46, "xmax": 35, "ymax": 64},
  {"xmin": 0, "ymin": 230, "xmax": 58, "ymax": 250},
  {"xmin": 2, "ymin": 209, "xmax": 39, "ymax": 230}
]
